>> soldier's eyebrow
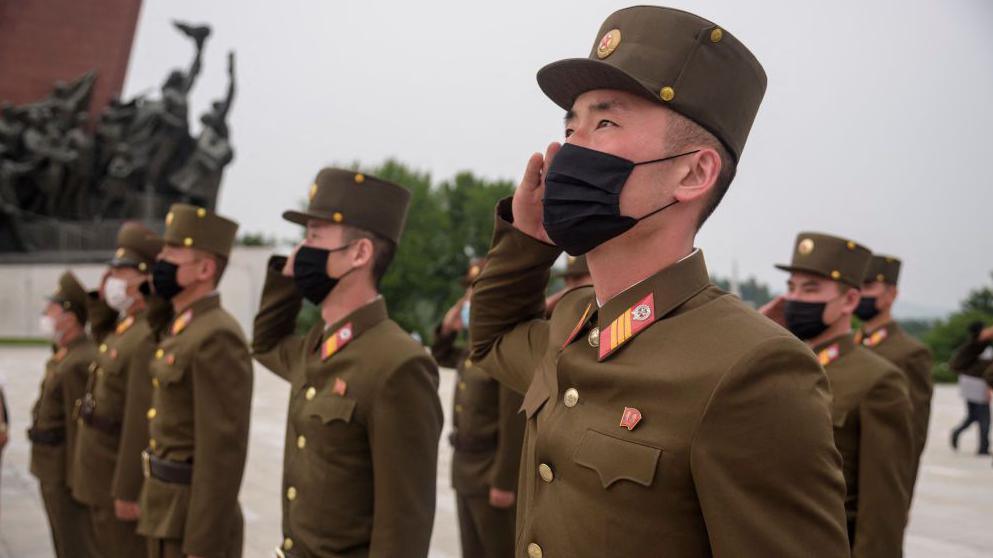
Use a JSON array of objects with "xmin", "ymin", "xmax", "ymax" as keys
[{"xmin": 564, "ymin": 98, "xmax": 627, "ymax": 124}]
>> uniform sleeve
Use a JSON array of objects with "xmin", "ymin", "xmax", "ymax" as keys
[
  {"xmin": 368, "ymin": 355, "xmax": 443, "ymax": 558},
  {"xmin": 470, "ymin": 199, "xmax": 560, "ymax": 394},
  {"xmin": 901, "ymin": 345, "xmax": 934, "ymax": 461},
  {"xmin": 429, "ymin": 325, "xmax": 461, "ymax": 369},
  {"xmin": 949, "ymin": 337, "xmax": 988, "ymax": 373},
  {"xmin": 692, "ymin": 337, "xmax": 850, "ymax": 557},
  {"xmin": 62, "ymin": 355, "xmax": 92, "ymax": 488},
  {"xmin": 490, "ymin": 383, "xmax": 525, "ymax": 492},
  {"xmin": 252, "ymin": 255, "xmax": 305, "ymax": 381},
  {"xmin": 183, "ymin": 329, "xmax": 253, "ymax": 558},
  {"xmin": 852, "ymin": 368, "xmax": 914, "ymax": 558},
  {"xmin": 111, "ymin": 334, "xmax": 155, "ymax": 502}
]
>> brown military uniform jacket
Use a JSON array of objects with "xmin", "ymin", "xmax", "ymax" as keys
[
  {"xmin": 857, "ymin": 321, "xmax": 933, "ymax": 494},
  {"xmin": 137, "ymin": 294, "xmax": 253, "ymax": 558},
  {"xmin": 469, "ymin": 201, "xmax": 849, "ymax": 558},
  {"xmin": 252, "ymin": 257, "xmax": 443, "ymax": 558},
  {"xmin": 30, "ymin": 335, "xmax": 97, "ymax": 488},
  {"xmin": 432, "ymin": 328, "xmax": 525, "ymax": 495},
  {"xmin": 72, "ymin": 304, "xmax": 166, "ymax": 507},
  {"xmin": 814, "ymin": 334, "xmax": 914, "ymax": 558}
]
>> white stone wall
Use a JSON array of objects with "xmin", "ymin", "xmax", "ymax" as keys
[{"xmin": 0, "ymin": 246, "xmax": 276, "ymax": 338}]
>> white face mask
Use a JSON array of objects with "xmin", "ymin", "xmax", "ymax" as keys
[
  {"xmin": 104, "ymin": 277, "xmax": 135, "ymax": 313},
  {"xmin": 39, "ymin": 315, "xmax": 57, "ymax": 339}
]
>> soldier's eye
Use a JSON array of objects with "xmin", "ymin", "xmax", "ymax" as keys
[
  {"xmin": 564, "ymin": 128, "xmax": 574, "ymax": 138},
  {"xmin": 596, "ymin": 119, "xmax": 617, "ymax": 129}
]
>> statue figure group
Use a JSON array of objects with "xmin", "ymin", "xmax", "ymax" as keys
[{"xmin": 0, "ymin": 21, "xmax": 236, "ymax": 252}]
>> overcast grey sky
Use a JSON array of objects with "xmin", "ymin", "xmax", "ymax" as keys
[{"xmin": 123, "ymin": 0, "xmax": 993, "ymax": 317}]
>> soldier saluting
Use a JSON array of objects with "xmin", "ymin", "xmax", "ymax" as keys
[
  {"xmin": 138, "ymin": 204, "xmax": 253, "ymax": 558},
  {"xmin": 253, "ymin": 168, "xmax": 443, "ymax": 558},
  {"xmin": 469, "ymin": 6, "xmax": 849, "ymax": 557}
]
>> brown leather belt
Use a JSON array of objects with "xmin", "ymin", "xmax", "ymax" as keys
[
  {"xmin": 27, "ymin": 426, "xmax": 65, "ymax": 445},
  {"xmin": 448, "ymin": 431, "xmax": 498, "ymax": 453},
  {"xmin": 142, "ymin": 450, "xmax": 193, "ymax": 484}
]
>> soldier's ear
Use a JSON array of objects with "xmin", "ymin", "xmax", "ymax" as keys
[{"xmin": 352, "ymin": 238, "xmax": 375, "ymax": 270}]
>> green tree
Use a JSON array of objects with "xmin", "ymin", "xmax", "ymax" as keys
[{"xmin": 922, "ymin": 272, "xmax": 993, "ymax": 383}]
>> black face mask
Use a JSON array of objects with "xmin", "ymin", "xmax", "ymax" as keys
[
  {"xmin": 542, "ymin": 143, "xmax": 699, "ymax": 256},
  {"xmin": 854, "ymin": 297, "xmax": 879, "ymax": 322},
  {"xmin": 151, "ymin": 260, "xmax": 183, "ymax": 301},
  {"xmin": 293, "ymin": 244, "xmax": 353, "ymax": 305},
  {"xmin": 783, "ymin": 299, "xmax": 830, "ymax": 340}
]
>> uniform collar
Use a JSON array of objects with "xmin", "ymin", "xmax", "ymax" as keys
[
  {"xmin": 812, "ymin": 333, "xmax": 856, "ymax": 367},
  {"xmin": 169, "ymin": 294, "xmax": 221, "ymax": 336},
  {"xmin": 564, "ymin": 250, "xmax": 710, "ymax": 361},
  {"xmin": 856, "ymin": 320, "xmax": 897, "ymax": 347},
  {"xmin": 313, "ymin": 296, "xmax": 388, "ymax": 360}
]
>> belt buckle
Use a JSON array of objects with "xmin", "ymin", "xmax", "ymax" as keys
[{"xmin": 141, "ymin": 450, "xmax": 151, "ymax": 479}]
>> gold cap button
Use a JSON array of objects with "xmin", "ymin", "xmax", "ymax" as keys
[
  {"xmin": 660, "ymin": 86, "xmax": 675, "ymax": 102},
  {"xmin": 297, "ymin": 435, "xmax": 307, "ymax": 449},
  {"xmin": 563, "ymin": 388, "xmax": 579, "ymax": 408},
  {"xmin": 527, "ymin": 543, "xmax": 543, "ymax": 558},
  {"xmin": 710, "ymin": 28, "xmax": 723, "ymax": 42},
  {"xmin": 286, "ymin": 486, "xmax": 297, "ymax": 501},
  {"xmin": 146, "ymin": 408, "xmax": 157, "ymax": 420},
  {"xmin": 332, "ymin": 212, "xmax": 344, "ymax": 223},
  {"xmin": 538, "ymin": 463, "xmax": 554, "ymax": 483},
  {"xmin": 283, "ymin": 538, "xmax": 294, "ymax": 551},
  {"xmin": 305, "ymin": 386, "xmax": 316, "ymax": 400},
  {"xmin": 830, "ymin": 270, "xmax": 841, "ymax": 280},
  {"xmin": 196, "ymin": 208, "xmax": 207, "ymax": 218},
  {"xmin": 183, "ymin": 237, "xmax": 194, "ymax": 247}
]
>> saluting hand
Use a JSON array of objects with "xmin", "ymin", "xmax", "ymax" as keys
[
  {"xmin": 441, "ymin": 297, "xmax": 466, "ymax": 335},
  {"xmin": 512, "ymin": 142, "xmax": 560, "ymax": 244},
  {"xmin": 758, "ymin": 295, "xmax": 787, "ymax": 327},
  {"xmin": 282, "ymin": 243, "xmax": 302, "ymax": 278}
]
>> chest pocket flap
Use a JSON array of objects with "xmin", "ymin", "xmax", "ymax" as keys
[
  {"xmin": 573, "ymin": 429, "xmax": 662, "ymax": 489},
  {"xmin": 520, "ymin": 372, "xmax": 550, "ymax": 419},
  {"xmin": 308, "ymin": 395, "xmax": 356, "ymax": 424},
  {"xmin": 151, "ymin": 348, "xmax": 192, "ymax": 386}
]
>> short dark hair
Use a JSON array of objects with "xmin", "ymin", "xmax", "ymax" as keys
[
  {"xmin": 342, "ymin": 226, "xmax": 396, "ymax": 287},
  {"xmin": 664, "ymin": 111, "xmax": 736, "ymax": 229}
]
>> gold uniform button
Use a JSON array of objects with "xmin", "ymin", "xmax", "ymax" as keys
[
  {"xmin": 297, "ymin": 435, "xmax": 307, "ymax": 449},
  {"xmin": 152, "ymin": 377, "xmax": 160, "ymax": 389},
  {"xmin": 286, "ymin": 486, "xmax": 297, "ymax": 501},
  {"xmin": 149, "ymin": 438, "xmax": 157, "ymax": 450},
  {"xmin": 455, "ymin": 404, "xmax": 463, "ymax": 413},
  {"xmin": 155, "ymin": 349, "xmax": 165, "ymax": 360},
  {"xmin": 283, "ymin": 537, "xmax": 294, "ymax": 551},
  {"xmin": 458, "ymin": 382, "xmax": 467, "ymax": 391},
  {"xmin": 563, "ymin": 388, "xmax": 579, "ymax": 408},
  {"xmin": 463, "ymin": 358, "xmax": 472, "ymax": 368},
  {"xmin": 147, "ymin": 408, "xmax": 157, "ymax": 420},
  {"xmin": 527, "ymin": 543, "xmax": 543, "ymax": 558},
  {"xmin": 99, "ymin": 344, "xmax": 108, "ymax": 353},
  {"xmin": 305, "ymin": 386, "xmax": 317, "ymax": 400},
  {"xmin": 538, "ymin": 463, "xmax": 554, "ymax": 483},
  {"xmin": 660, "ymin": 86, "xmax": 675, "ymax": 102}
]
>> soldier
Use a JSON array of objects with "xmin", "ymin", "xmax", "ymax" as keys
[
  {"xmin": 73, "ymin": 222, "xmax": 169, "ymax": 557},
  {"xmin": 432, "ymin": 259, "xmax": 524, "ymax": 558},
  {"xmin": 468, "ymin": 6, "xmax": 849, "ymax": 557},
  {"xmin": 545, "ymin": 255, "xmax": 592, "ymax": 314},
  {"xmin": 29, "ymin": 272, "xmax": 100, "ymax": 557},
  {"xmin": 253, "ymin": 168, "xmax": 443, "ymax": 558},
  {"xmin": 854, "ymin": 254, "xmax": 934, "ymax": 500},
  {"xmin": 137, "ymin": 204, "xmax": 253, "ymax": 558},
  {"xmin": 948, "ymin": 322, "xmax": 993, "ymax": 455},
  {"xmin": 762, "ymin": 233, "xmax": 914, "ymax": 556}
]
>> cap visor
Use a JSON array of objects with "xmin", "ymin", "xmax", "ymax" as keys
[
  {"xmin": 282, "ymin": 210, "xmax": 334, "ymax": 226},
  {"xmin": 108, "ymin": 257, "xmax": 142, "ymax": 268},
  {"xmin": 537, "ymin": 58, "xmax": 659, "ymax": 111}
]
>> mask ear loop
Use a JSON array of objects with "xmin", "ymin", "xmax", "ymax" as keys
[{"xmin": 630, "ymin": 149, "xmax": 701, "ymax": 222}]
